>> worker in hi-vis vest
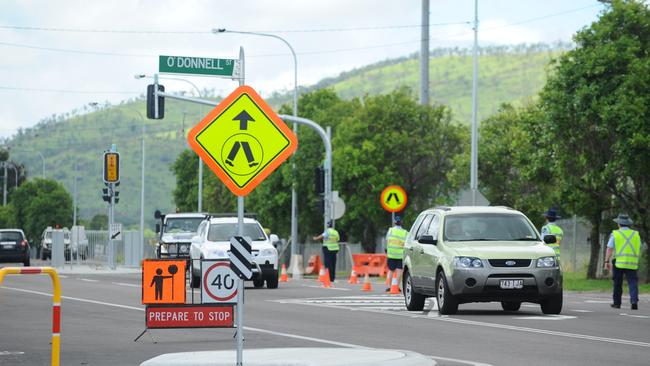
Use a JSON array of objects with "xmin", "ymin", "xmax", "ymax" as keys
[
  {"xmin": 385, "ymin": 216, "xmax": 408, "ymax": 292},
  {"xmin": 605, "ymin": 213, "xmax": 641, "ymax": 310},
  {"xmin": 313, "ymin": 221, "xmax": 340, "ymax": 283},
  {"xmin": 541, "ymin": 208, "xmax": 563, "ymax": 261}
]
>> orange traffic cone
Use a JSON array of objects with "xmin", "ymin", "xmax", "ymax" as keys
[
  {"xmin": 322, "ymin": 269, "xmax": 332, "ymax": 288},
  {"xmin": 280, "ymin": 264, "xmax": 289, "ymax": 282},
  {"xmin": 361, "ymin": 272, "xmax": 373, "ymax": 292},
  {"xmin": 317, "ymin": 266, "xmax": 326, "ymax": 283},
  {"xmin": 348, "ymin": 269, "xmax": 359, "ymax": 284},
  {"xmin": 384, "ymin": 270, "xmax": 393, "ymax": 286},
  {"xmin": 389, "ymin": 271, "xmax": 400, "ymax": 294}
]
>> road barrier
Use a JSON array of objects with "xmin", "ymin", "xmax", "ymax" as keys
[
  {"xmin": 305, "ymin": 255, "xmax": 321, "ymax": 275},
  {"xmin": 351, "ymin": 254, "xmax": 388, "ymax": 277},
  {"xmin": 0, "ymin": 267, "xmax": 61, "ymax": 366}
]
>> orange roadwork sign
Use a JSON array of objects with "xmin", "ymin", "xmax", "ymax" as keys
[
  {"xmin": 380, "ymin": 185, "xmax": 408, "ymax": 212},
  {"xmin": 142, "ymin": 260, "xmax": 186, "ymax": 304},
  {"xmin": 187, "ymin": 85, "xmax": 298, "ymax": 196}
]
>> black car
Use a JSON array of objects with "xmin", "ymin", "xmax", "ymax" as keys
[{"xmin": 0, "ymin": 229, "xmax": 30, "ymax": 266}]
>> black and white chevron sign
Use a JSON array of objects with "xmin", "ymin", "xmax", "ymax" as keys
[{"xmin": 229, "ymin": 236, "xmax": 253, "ymax": 280}]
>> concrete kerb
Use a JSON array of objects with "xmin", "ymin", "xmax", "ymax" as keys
[{"xmin": 140, "ymin": 347, "xmax": 436, "ymax": 366}]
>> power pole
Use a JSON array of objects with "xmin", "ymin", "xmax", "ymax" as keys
[
  {"xmin": 420, "ymin": 0, "xmax": 430, "ymax": 105},
  {"xmin": 470, "ymin": 0, "xmax": 479, "ymax": 205}
]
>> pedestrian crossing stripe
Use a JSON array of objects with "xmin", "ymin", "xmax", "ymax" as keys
[{"xmin": 273, "ymin": 295, "xmax": 438, "ymax": 313}]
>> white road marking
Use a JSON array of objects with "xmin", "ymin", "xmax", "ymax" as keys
[
  {"xmin": 58, "ymin": 275, "xmax": 68, "ymax": 278},
  {"xmin": 80, "ymin": 278, "xmax": 98, "ymax": 283},
  {"xmin": 584, "ymin": 300, "xmax": 610, "ymax": 304},
  {"xmin": 513, "ymin": 315, "xmax": 577, "ymax": 320},
  {"xmin": 522, "ymin": 304, "xmax": 537, "ymax": 308},
  {"xmin": 619, "ymin": 313, "xmax": 650, "ymax": 319},
  {"xmin": 278, "ymin": 295, "xmax": 650, "ymax": 348},
  {"xmin": 301, "ymin": 285, "xmax": 350, "ymax": 291},
  {"xmin": 0, "ymin": 284, "xmax": 496, "ymax": 364},
  {"xmin": 571, "ymin": 310, "xmax": 594, "ymax": 313},
  {"xmin": 429, "ymin": 355, "xmax": 493, "ymax": 366},
  {"xmin": 0, "ymin": 351, "xmax": 25, "ymax": 356},
  {"xmin": 111, "ymin": 282, "xmax": 140, "ymax": 288}
]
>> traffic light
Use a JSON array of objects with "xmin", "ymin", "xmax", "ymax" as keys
[
  {"xmin": 102, "ymin": 188, "xmax": 111, "ymax": 202},
  {"xmin": 146, "ymin": 84, "xmax": 165, "ymax": 119},
  {"xmin": 315, "ymin": 166, "xmax": 325, "ymax": 194},
  {"xmin": 114, "ymin": 190, "xmax": 120, "ymax": 204},
  {"xmin": 103, "ymin": 152, "xmax": 120, "ymax": 184}
]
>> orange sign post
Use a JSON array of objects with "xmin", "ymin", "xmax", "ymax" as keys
[{"xmin": 142, "ymin": 260, "xmax": 186, "ymax": 304}]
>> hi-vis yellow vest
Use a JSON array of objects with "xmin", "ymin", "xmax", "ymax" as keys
[
  {"xmin": 386, "ymin": 227, "xmax": 408, "ymax": 260},
  {"xmin": 543, "ymin": 223, "xmax": 563, "ymax": 259},
  {"xmin": 613, "ymin": 229, "xmax": 641, "ymax": 270},
  {"xmin": 323, "ymin": 228, "xmax": 340, "ymax": 251}
]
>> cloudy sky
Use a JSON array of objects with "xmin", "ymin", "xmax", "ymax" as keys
[{"xmin": 0, "ymin": 0, "xmax": 606, "ymax": 139}]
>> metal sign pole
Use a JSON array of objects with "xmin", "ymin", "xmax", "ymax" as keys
[{"xmin": 235, "ymin": 46, "xmax": 245, "ymax": 366}]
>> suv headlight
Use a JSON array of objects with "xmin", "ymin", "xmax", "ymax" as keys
[
  {"xmin": 179, "ymin": 244, "xmax": 189, "ymax": 253},
  {"xmin": 260, "ymin": 248, "xmax": 277, "ymax": 257},
  {"xmin": 454, "ymin": 256, "xmax": 483, "ymax": 268},
  {"xmin": 536, "ymin": 256, "xmax": 557, "ymax": 268}
]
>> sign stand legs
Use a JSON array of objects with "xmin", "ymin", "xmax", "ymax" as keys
[
  {"xmin": 236, "ymin": 195, "xmax": 244, "ymax": 366},
  {"xmin": 133, "ymin": 328, "xmax": 156, "ymax": 343}
]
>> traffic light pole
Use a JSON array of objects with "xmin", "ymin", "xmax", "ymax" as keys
[{"xmin": 108, "ymin": 183, "xmax": 115, "ymax": 270}]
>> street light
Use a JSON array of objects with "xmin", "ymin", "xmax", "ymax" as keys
[
  {"xmin": 5, "ymin": 148, "xmax": 45, "ymax": 178},
  {"xmin": 213, "ymin": 28, "xmax": 302, "ymax": 278},
  {"xmin": 134, "ymin": 74, "xmax": 205, "ymax": 213}
]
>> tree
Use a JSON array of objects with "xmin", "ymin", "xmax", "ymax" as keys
[
  {"xmin": 0, "ymin": 205, "xmax": 17, "ymax": 228},
  {"xmin": 333, "ymin": 88, "xmax": 466, "ymax": 251},
  {"xmin": 11, "ymin": 178, "xmax": 73, "ymax": 245},
  {"xmin": 478, "ymin": 103, "xmax": 559, "ymax": 229},
  {"xmin": 89, "ymin": 214, "xmax": 108, "ymax": 230},
  {"xmin": 540, "ymin": 0, "xmax": 650, "ymax": 279}
]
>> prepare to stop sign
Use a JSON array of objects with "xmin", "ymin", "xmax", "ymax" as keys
[{"xmin": 202, "ymin": 260, "xmax": 239, "ymax": 303}]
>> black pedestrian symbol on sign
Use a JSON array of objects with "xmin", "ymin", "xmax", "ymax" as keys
[
  {"xmin": 386, "ymin": 192, "xmax": 401, "ymax": 204},
  {"xmin": 221, "ymin": 109, "xmax": 264, "ymax": 176},
  {"xmin": 150, "ymin": 268, "xmax": 173, "ymax": 300},
  {"xmin": 226, "ymin": 141, "xmax": 258, "ymax": 168}
]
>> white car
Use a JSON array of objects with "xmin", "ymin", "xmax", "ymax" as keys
[{"xmin": 190, "ymin": 216, "xmax": 280, "ymax": 289}]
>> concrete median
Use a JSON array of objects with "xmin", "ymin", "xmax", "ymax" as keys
[{"xmin": 140, "ymin": 347, "xmax": 435, "ymax": 366}]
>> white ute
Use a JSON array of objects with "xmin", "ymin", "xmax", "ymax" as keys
[{"xmin": 190, "ymin": 216, "xmax": 279, "ymax": 289}]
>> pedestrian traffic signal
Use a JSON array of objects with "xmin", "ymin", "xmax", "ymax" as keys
[
  {"xmin": 114, "ymin": 190, "xmax": 120, "ymax": 204},
  {"xmin": 315, "ymin": 166, "xmax": 325, "ymax": 194},
  {"xmin": 103, "ymin": 152, "xmax": 120, "ymax": 184},
  {"xmin": 146, "ymin": 84, "xmax": 165, "ymax": 119}
]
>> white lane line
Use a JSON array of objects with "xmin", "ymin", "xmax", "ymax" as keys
[
  {"xmin": 243, "ymin": 326, "xmax": 371, "ymax": 349},
  {"xmin": 80, "ymin": 278, "xmax": 99, "ymax": 283},
  {"xmin": 571, "ymin": 310, "xmax": 594, "ymax": 313},
  {"xmin": 301, "ymin": 285, "xmax": 350, "ymax": 291},
  {"xmin": 513, "ymin": 315, "xmax": 577, "ymax": 321},
  {"xmin": 620, "ymin": 313, "xmax": 650, "ymax": 319},
  {"xmin": 429, "ymin": 355, "xmax": 493, "ymax": 366},
  {"xmin": 2, "ymin": 286, "xmax": 144, "ymax": 312},
  {"xmin": 111, "ymin": 282, "xmax": 140, "ymax": 288},
  {"xmin": 58, "ymin": 275, "xmax": 68, "ymax": 278},
  {"xmin": 584, "ymin": 300, "xmax": 610, "ymax": 304}
]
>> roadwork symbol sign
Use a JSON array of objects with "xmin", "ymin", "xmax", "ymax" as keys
[
  {"xmin": 380, "ymin": 185, "xmax": 408, "ymax": 213},
  {"xmin": 142, "ymin": 260, "xmax": 186, "ymax": 304},
  {"xmin": 187, "ymin": 85, "xmax": 298, "ymax": 196}
]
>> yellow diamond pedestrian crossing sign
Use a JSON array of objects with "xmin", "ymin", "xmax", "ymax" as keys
[{"xmin": 188, "ymin": 85, "xmax": 298, "ymax": 196}]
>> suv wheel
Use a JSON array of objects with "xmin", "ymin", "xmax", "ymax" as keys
[
  {"xmin": 436, "ymin": 271, "xmax": 458, "ymax": 315},
  {"xmin": 23, "ymin": 255, "xmax": 30, "ymax": 267},
  {"xmin": 540, "ymin": 292, "xmax": 563, "ymax": 314},
  {"xmin": 253, "ymin": 278, "xmax": 265, "ymax": 288},
  {"xmin": 265, "ymin": 270, "xmax": 279, "ymax": 289},
  {"xmin": 190, "ymin": 272, "xmax": 201, "ymax": 288},
  {"xmin": 403, "ymin": 270, "xmax": 425, "ymax": 311},
  {"xmin": 501, "ymin": 301, "xmax": 521, "ymax": 311}
]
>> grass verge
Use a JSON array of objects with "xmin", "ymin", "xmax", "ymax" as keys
[{"xmin": 563, "ymin": 271, "xmax": 650, "ymax": 293}]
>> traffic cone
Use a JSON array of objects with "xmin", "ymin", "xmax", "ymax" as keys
[
  {"xmin": 348, "ymin": 269, "xmax": 359, "ymax": 284},
  {"xmin": 280, "ymin": 264, "xmax": 289, "ymax": 282},
  {"xmin": 317, "ymin": 266, "xmax": 326, "ymax": 283},
  {"xmin": 384, "ymin": 270, "xmax": 393, "ymax": 286},
  {"xmin": 361, "ymin": 272, "xmax": 372, "ymax": 292},
  {"xmin": 322, "ymin": 269, "xmax": 332, "ymax": 288},
  {"xmin": 389, "ymin": 271, "xmax": 400, "ymax": 294}
]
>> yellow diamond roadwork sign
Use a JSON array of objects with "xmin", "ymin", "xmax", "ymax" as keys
[
  {"xmin": 187, "ymin": 85, "xmax": 298, "ymax": 196},
  {"xmin": 380, "ymin": 185, "xmax": 408, "ymax": 213}
]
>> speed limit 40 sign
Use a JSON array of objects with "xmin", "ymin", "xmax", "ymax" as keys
[{"xmin": 201, "ymin": 260, "xmax": 238, "ymax": 304}]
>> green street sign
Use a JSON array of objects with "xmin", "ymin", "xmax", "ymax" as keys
[{"xmin": 159, "ymin": 55, "xmax": 238, "ymax": 77}]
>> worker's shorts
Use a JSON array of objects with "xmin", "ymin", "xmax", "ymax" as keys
[{"xmin": 387, "ymin": 258, "xmax": 403, "ymax": 271}]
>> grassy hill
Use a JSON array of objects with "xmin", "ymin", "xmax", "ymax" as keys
[{"xmin": 5, "ymin": 43, "xmax": 567, "ymax": 228}]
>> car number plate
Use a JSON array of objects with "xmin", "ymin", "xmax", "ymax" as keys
[
  {"xmin": 500, "ymin": 279, "xmax": 524, "ymax": 289},
  {"xmin": 1, "ymin": 244, "xmax": 15, "ymax": 249}
]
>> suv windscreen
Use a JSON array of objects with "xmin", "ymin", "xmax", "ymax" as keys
[
  {"xmin": 443, "ymin": 213, "xmax": 539, "ymax": 242},
  {"xmin": 0, "ymin": 232, "xmax": 23, "ymax": 241},
  {"xmin": 165, "ymin": 218, "xmax": 204, "ymax": 233},
  {"xmin": 208, "ymin": 223, "xmax": 266, "ymax": 242}
]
